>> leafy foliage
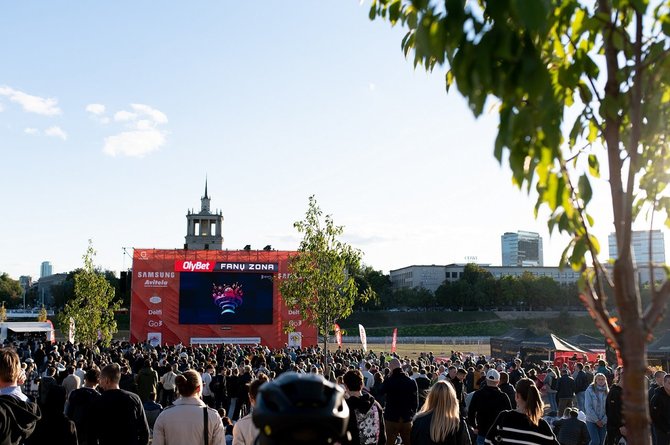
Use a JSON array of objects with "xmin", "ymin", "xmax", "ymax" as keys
[
  {"xmin": 368, "ymin": 1, "xmax": 670, "ymax": 443},
  {"xmin": 57, "ymin": 241, "xmax": 120, "ymax": 346},
  {"xmin": 280, "ymin": 196, "xmax": 367, "ymax": 355},
  {"xmin": 0, "ymin": 273, "xmax": 23, "ymax": 307}
]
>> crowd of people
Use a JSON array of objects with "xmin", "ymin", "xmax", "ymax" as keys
[{"xmin": 0, "ymin": 338, "xmax": 668, "ymax": 445}]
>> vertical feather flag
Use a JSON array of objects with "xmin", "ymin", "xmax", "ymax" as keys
[
  {"xmin": 334, "ymin": 323, "xmax": 342, "ymax": 347},
  {"xmin": 358, "ymin": 324, "xmax": 367, "ymax": 352},
  {"xmin": 391, "ymin": 328, "xmax": 397, "ymax": 353}
]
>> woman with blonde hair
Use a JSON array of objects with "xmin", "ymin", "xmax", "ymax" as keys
[
  {"xmin": 410, "ymin": 380, "xmax": 471, "ymax": 445},
  {"xmin": 486, "ymin": 378, "xmax": 558, "ymax": 445},
  {"xmin": 152, "ymin": 369, "xmax": 225, "ymax": 445},
  {"xmin": 584, "ymin": 373, "xmax": 608, "ymax": 445}
]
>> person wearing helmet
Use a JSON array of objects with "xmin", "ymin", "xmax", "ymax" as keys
[{"xmin": 252, "ymin": 372, "xmax": 350, "ymax": 445}]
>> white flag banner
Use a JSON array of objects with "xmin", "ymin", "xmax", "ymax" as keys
[
  {"xmin": 358, "ymin": 324, "xmax": 368, "ymax": 352},
  {"xmin": 68, "ymin": 317, "xmax": 75, "ymax": 344}
]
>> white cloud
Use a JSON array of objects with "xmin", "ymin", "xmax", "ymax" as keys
[
  {"xmin": 103, "ymin": 128, "xmax": 166, "ymax": 158},
  {"xmin": 85, "ymin": 103, "xmax": 106, "ymax": 115},
  {"xmin": 0, "ymin": 86, "xmax": 61, "ymax": 116},
  {"xmin": 102, "ymin": 103, "xmax": 169, "ymax": 158},
  {"xmin": 114, "ymin": 110, "xmax": 137, "ymax": 122},
  {"xmin": 24, "ymin": 127, "xmax": 39, "ymax": 135},
  {"xmin": 131, "ymin": 103, "xmax": 168, "ymax": 124},
  {"xmin": 45, "ymin": 126, "xmax": 67, "ymax": 140}
]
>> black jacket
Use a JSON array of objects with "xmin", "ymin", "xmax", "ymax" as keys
[
  {"xmin": 650, "ymin": 387, "xmax": 670, "ymax": 434},
  {"xmin": 467, "ymin": 385, "xmax": 512, "ymax": 436},
  {"xmin": 499, "ymin": 382, "xmax": 516, "ymax": 409},
  {"xmin": 556, "ymin": 375, "xmax": 576, "ymax": 399},
  {"xmin": 574, "ymin": 371, "xmax": 589, "ymax": 393},
  {"xmin": 605, "ymin": 384, "xmax": 623, "ymax": 434},
  {"xmin": 344, "ymin": 393, "xmax": 387, "ymax": 445},
  {"xmin": 379, "ymin": 368, "xmax": 418, "ymax": 422},
  {"xmin": 0, "ymin": 395, "xmax": 41, "ymax": 445},
  {"xmin": 411, "ymin": 414, "xmax": 470, "ymax": 445}
]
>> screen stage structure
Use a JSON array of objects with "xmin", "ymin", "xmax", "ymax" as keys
[{"xmin": 130, "ymin": 249, "xmax": 316, "ymax": 348}]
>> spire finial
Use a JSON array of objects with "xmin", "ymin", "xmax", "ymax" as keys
[{"xmin": 204, "ymin": 175, "xmax": 209, "ymax": 199}]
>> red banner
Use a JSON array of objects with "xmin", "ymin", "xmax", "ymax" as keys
[
  {"xmin": 391, "ymin": 328, "xmax": 398, "ymax": 353},
  {"xmin": 334, "ymin": 323, "xmax": 342, "ymax": 347}
]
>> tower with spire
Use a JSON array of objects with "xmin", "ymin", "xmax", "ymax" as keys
[{"xmin": 184, "ymin": 178, "xmax": 223, "ymax": 250}]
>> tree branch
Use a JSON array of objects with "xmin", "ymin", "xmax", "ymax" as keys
[{"xmin": 643, "ymin": 279, "xmax": 670, "ymax": 333}]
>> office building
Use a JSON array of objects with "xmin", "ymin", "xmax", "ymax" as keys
[
  {"xmin": 389, "ymin": 265, "xmax": 447, "ymax": 293},
  {"xmin": 608, "ymin": 230, "xmax": 666, "ymax": 265},
  {"xmin": 40, "ymin": 261, "xmax": 52, "ymax": 278},
  {"xmin": 501, "ymin": 231, "xmax": 544, "ymax": 267}
]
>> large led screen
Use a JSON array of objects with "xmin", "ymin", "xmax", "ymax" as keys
[{"xmin": 179, "ymin": 271, "xmax": 274, "ymax": 324}]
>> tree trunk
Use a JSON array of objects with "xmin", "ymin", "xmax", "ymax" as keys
[{"xmin": 615, "ymin": 256, "xmax": 652, "ymax": 445}]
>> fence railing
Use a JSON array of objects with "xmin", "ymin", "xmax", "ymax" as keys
[{"xmin": 322, "ymin": 336, "xmax": 490, "ymax": 345}]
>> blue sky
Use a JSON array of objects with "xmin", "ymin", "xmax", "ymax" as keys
[{"xmin": 1, "ymin": 2, "xmax": 667, "ymax": 279}]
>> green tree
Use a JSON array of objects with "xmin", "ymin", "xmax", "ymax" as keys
[
  {"xmin": 58, "ymin": 241, "xmax": 120, "ymax": 346},
  {"xmin": 0, "ymin": 303, "xmax": 6, "ymax": 322},
  {"xmin": 369, "ymin": 1, "xmax": 670, "ymax": 442},
  {"xmin": 0, "ymin": 273, "xmax": 23, "ymax": 308},
  {"xmin": 280, "ymin": 196, "xmax": 366, "ymax": 365},
  {"xmin": 353, "ymin": 265, "xmax": 391, "ymax": 310},
  {"xmin": 37, "ymin": 305, "xmax": 47, "ymax": 322}
]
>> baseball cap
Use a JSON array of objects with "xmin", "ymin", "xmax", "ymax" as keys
[{"xmin": 486, "ymin": 369, "xmax": 500, "ymax": 381}]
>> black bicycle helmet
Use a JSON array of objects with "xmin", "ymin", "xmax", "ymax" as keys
[{"xmin": 253, "ymin": 371, "xmax": 350, "ymax": 445}]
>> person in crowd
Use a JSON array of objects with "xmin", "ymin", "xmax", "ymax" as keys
[
  {"xmin": 650, "ymin": 374, "xmax": 670, "ymax": 445},
  {"xmin": 136, "ymin": 359, "xmax": 159, "ymax": 403},
  {"xmin": 37, "ymin": 366, "xmax": 58, "ymax": 408},
  {"xmin": 379, "ymin": 358, "xmax": 419, "ymax": 445},
  {"xmin": 486, "ymin": 378, "xmax": 559, "ymax": 445},
  {"xmin": 233, "ymin": 374, "xmax": 269, "ymax": 445},
  {"xmin": 556, "ymin": 369, "xmax": 577, "ymax": 415},
  {"xmin": 415, "ymin": 367, "xmax": 432, "ymax": 409},
  {"xmin": 62, "ymin": 365, "xmax": 81, "ymax": 400},
  {"xmin": 343, "ymin": 369, "xmax": 386, "ymax": 445},
  {"xmin": 468, "ymin": 369, "xmax": 512, "ymax": 445},
  {"xmin": 605, "ymin": 368, "xmax": 624, "ymax": 445},
  {"xmin": 554, "ymin": 408, "xmax": 589, "ymax": 445},
  {"xmin": 142, "ymin": 391, "xmax": 163, "ymax": 431},
  {"xmin": 89, "ymin": 363, "xmax": 150, "ymax": 445},
  {"xmin": 227, "ymin": 367, "xmax": 241, "ymax": 420},
  {"xmin": 362, "ymin": 361, "xmax": 375, "ymax": 391},
  {"xmin": 544, "ymin": 367, "xmax": 559, "ymax": 414},
  {"xmin": 499, "ymin": 371, "xmax": 517, "ymax": 410},
  {"xmin": 0, "ymin": 348, "xmax": 41, "ymax": 445},
  {"xmin": 152, "ymin": 369, "xmax": 225, "ymax": 445},
  {"xmin": 509, "ymin": 359, "xmax": 526, "ymax": 387},
  {"xmin": 26, "ymin": 384, "xmax": 77, "ymax": 445},
  {"xmin": 411, "ymin": 380, "xmax": 470, "ymax": 445},
  {"xmin": 584, "ymin": 373, "xmax": 608, "ymax": 445},
  {"xmin": 201, "ymin": 364, "xmax": 215, "ymax": 408},
  {"xmin": 371, "ymin": 371, "xmax": 386, "ymax": 408},
  {"xmin": 210, "ymin": 366, "xmax": 228, "ymax": 410},
  {"xmin": 574, "ymin": 363, "xmax": 590, "ymax": 412},
  {"xmin": 66, "ymin": 367, "xmax": 101, "ymax": 445},
  {"xmin": 236, "ymin": 365, "xmax": 253, "ymax": 419},
  {"xmin": 159, "ymin": 363, "xmax": 178, "ymax": 407}
]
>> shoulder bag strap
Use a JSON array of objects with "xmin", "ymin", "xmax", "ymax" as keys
[{"xmin": 203, "ymin": 406, "xmax": 209, "ymax": 445}]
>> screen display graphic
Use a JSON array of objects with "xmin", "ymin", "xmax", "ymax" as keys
[{"xmin": 179, "ymin": 272, "xmax": 273, "ymax": 324}]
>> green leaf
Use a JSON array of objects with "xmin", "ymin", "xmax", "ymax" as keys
[
  {"xmin": 588, "ymin": 154, "xmax": 600, "ymax": 178},
  {"xmin": 446, "ymin": 70, "xmax": 454, "ymax": 92},
  {"xmin": 587, "ymin": 120, "xmax": 598, "ymax": 143}
]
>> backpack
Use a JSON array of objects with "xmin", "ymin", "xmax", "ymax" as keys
[
  {"xmin": 550, "ymin": 375, "xmax": 558, "ymax": 391},
  {"xmin": 353, "ymin": 404, "xmax": 381, "ymax": 445}
]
